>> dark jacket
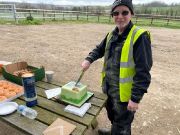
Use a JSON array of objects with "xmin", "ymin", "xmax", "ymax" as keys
[{"xmin": 85, "ymin": 21, "xmax": 153, "ymax": 103}]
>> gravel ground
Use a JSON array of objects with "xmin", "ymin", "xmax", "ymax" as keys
[{"xmin": 0, "ymin": 23, "xmax": 180, "ymax": 135}]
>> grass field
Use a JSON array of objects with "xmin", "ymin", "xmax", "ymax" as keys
[
  {"xmin": 135, "ymin": 5, "xmax": 180, "ymax": 16},
  {"xmin": 0, "ymin": 12, "xmax": 180, "ymax": 29}
]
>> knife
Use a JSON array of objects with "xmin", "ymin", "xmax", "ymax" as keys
[{"xmin": 75, "ymin": 70, "xmax": 85, "ymax": 86}]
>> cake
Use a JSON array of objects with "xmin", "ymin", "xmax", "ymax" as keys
[{"xmin": 60, "ymin": 81, "xmax": 87, "ymax": 103}]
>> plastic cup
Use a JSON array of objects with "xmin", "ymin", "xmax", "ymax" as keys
[{"xmin": 45, "ymin": 71, "xmax": 54, "ymax": 83}]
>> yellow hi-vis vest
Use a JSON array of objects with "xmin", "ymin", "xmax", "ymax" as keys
[{"xmin": 101, "ymin": 25, "xmax": 150, "ymax": 102}]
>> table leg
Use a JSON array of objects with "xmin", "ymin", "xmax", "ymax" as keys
[{"xmin": 91, "ymin": 118, "xmax": 98, "ymax": 129}]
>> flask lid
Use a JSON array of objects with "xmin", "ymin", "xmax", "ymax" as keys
[{"xmin": 18, "ymin": 105, "xmax": 26, "ymax": 112}]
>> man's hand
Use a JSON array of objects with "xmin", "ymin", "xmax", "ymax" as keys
[
  {"xmin": 81, "ymin": 60, "xmax": 91, "ymax": 71},
  {"xmin": 127, "ymin": 100, "xmax": 139, "ymax": 112}
]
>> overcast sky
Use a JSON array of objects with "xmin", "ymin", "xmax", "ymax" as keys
[{"xmin": 1, "ymin": 0, "xmax": 180, "ymax": 6}]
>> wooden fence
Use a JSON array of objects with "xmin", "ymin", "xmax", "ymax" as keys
[{"xmin": 0, "ymin": 4, "xmax": 180, "ymax": 26}]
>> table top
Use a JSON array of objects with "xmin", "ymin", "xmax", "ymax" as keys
[{"xmin": 0, "ymin": 76, "xmax": 107, "ymax": 135}]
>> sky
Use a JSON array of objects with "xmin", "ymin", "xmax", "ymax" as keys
[{"xmin": 0, "ymin": 0, "xmax": 180, "ymax": 6}]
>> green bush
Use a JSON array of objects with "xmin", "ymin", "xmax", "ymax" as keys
[
  {"xmin": 26, "ymin": 15, "xmax": 34, "ymax": 21},
  {"xmin": 18, "ymin": 15, "xmax": 42, "ymax": 25},
  {"xmin": 19, "ymin": 19, "xmax": 42, "ymax": 25}
]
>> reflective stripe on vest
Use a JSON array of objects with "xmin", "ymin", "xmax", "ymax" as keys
[{"xmin": 101, "ymin": 25, "xmax": 149, "ymax": 102}]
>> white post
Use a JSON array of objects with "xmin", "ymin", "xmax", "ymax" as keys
[{"xmin": 12, "ymin": 4, "xmax": 18, "ymax": 24}]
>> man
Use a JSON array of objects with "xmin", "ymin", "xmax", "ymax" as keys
[{"xmin": 81, "ymin": 0, "xmax": 152, "ymax": 134}]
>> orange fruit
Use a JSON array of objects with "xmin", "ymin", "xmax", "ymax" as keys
[
  {"xmin": 0, "ymin": 96, "xmax": 7, "ymax": 101},
  {"xmin": 0, "ymin": 90, "xmax": 4, "ymax": 96},
  {"xmin": 4, "ymin": 91, "xmax": 16, "ymax": 98},
  {"xmin": 14, "ymin": 88, "xmax": 21, "ymax": 94}
]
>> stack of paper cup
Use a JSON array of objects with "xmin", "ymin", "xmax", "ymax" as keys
[{"xmin": 45, "ymin": 71, "xmax": 54, "ymax": 83}]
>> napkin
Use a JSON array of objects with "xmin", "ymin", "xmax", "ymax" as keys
[
  {"xmin": 0, "ymin": 61, "xmax": 12, "ymax": 65},
  {"xmin": 45, "ymin": 88, "xmax": 61, "ymax": 99},
  {"xmin": 64, "ymin": 103, "xmax": 91, "ymax": 117}
]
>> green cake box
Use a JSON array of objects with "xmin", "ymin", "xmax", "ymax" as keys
[
  {"xmin": 2, "ymin": 61, "xmax": 45, "ymax": 85},
  {"xmin": 60, "ymin": 81, "xmax": 93, "ymax": 107}
]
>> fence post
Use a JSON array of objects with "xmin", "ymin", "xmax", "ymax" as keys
[
  {"xmin": 86, "ymin": 14, "xmax": 88, "ymax": 21},
  {"xmin": 12, "ymin": 4, "xmax": 18, "ymax": 24},
  {"xmin": 53, "ymin": 11, "xmax": 55, "ymax": 21},
  {"xmin": 167, "ymin": 18, "xmax": 170, "ymax": 25},
  {"xmin": 151, "ymin": 17, "xmax": 154, "ymax": 25},
  {"xmin": 63, "ymin": 12, "xmax": 65, "ymax": 20},
  {"xmin": 135, "ymin": 16, "xmax": 138, "ymax": 24},
  {"xmin": 175, "ymin": 11, "xmax": 177, "ymax": 19},
  {"xmin": 43, "ymin": 10, "xmax": 45, "ymax": 21},
  {"xmin": 77, "ymin": 14, "xmax": 79, "ymax": 20},
  {"xmin": 98, "ymin": 14, "xmax": 100, "ymax": 22},
  {"xmin": 109, "ymin": 15, "xmax": 111, "ymax": 23}
]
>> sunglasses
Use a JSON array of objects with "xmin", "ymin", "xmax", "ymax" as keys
[{"xmin": 112, "ymin": 10, "xmax": 129, "ymax": 16}]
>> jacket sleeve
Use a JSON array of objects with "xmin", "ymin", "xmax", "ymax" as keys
[
  {"xmin": 85, "ymin": 34, "xmax": 108, "ymax": 63},
  {"xmin": 131, "ymin": 31, "xmax": 153, "ymax": 103}
]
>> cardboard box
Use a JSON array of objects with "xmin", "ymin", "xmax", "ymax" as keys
[
  {"xmin": 0, "ymin": 61, "xmax": 12, "ymax": 73},
  {"xmin": 0, "ymin": 80, "xmax": 24, "ymax": 103},
  {"xmin": 0, "ymin": 64, "xmax": 2, "ymax": 73},
  {"xmin": 2, "ymin": 61, "xmax": 45, "ymax": 85},
  {"xmin": 43, "ymin": 118, "xmax": 76, "ymax": 135}
]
